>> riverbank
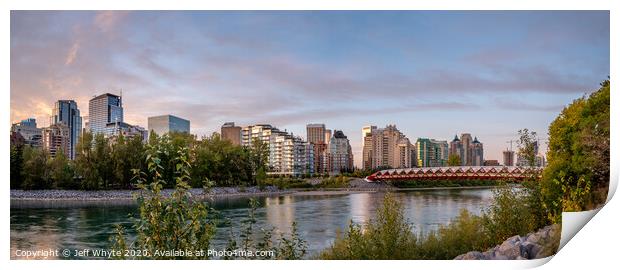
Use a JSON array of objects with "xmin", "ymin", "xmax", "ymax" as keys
[{"xmin": 10, "ymin": 178, "xmax": 502, "ymax": 202}]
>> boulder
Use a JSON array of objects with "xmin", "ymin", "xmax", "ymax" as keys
[{"xmin": 454, "ymin": 224, "xmax": 560, "ymax": 260}]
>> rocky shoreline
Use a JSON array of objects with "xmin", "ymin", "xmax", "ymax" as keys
[
  {"xmin": 10, "ymin": 186, "xmax": 290, "ymax": 201},
  {"xmin": 10, "ymin": 179, "xmax": 498, "ymax": 202},
  {"xmin": 454, "ymin": 224, "xmax": 561, "ymax": 260}
]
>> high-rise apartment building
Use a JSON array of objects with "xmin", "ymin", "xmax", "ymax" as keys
[
  {"xmin": 417, "ymin": 138, "xmax": 449, "ymax": 167},
  {"xmin": 307, "ymin": 124, "xmax": 328, "ymax": 174},
  {"xmin": 306, "ymin": 124, "xmax": 326, "ymax": 144},
  {"xmin": 362, "ymin": 125, "xmax": 413, "ymax": 170},
  {"xmin": 221, "ymin": 122, "xmax": 242, "ymax": 145},
  {"xmin": 269, "ymin": 131, "xmax": 314, "ymax": 176},
  {"xmin": 327, "ymin": 130, "xmax": 354, "ymax": 174},
  {"xmin": 242, "ymin": 124, "xmax": 314, "ymax": 176},
  {"xmin": 471, "ymin": 137, "xmax": 484, "ymax": 166},
  {"xmin": 89, "ymin": 93, "xmax": 123, "ymax": 136},
  {"xmin": 42, "ymin": 123, "xmax": 70, "ymax": 158},
  {"xmin": 449, "ymin": 133, "xmax": 483, "ymax": 166},
  {"xmin": 449, "ymin": 135, "xmax": 464, "ymax": 165},
  {"xmin": 51, "ymin": 100, "xmax": 82, "ymax": 159},
  {"xmin": 148, "ymin": 114, "xmax": 190, "ymax": 136}
]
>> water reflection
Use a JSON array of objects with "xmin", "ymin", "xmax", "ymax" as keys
[{"xmin": 11, "ymin": 188, "xmax": 495, "ymax": 259}]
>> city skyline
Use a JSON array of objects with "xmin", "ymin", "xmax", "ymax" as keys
[{"xmin": 10, "ymin": 11, "xmax": 610, "ymax": 167}]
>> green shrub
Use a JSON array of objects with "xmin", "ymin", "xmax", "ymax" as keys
[
  {"xmin": 110, "ymin": 145, "xmax": 217, "ymax": 259},
  {"xmin": 320, "ymin": 188, "xmax": 554, "ymax": 260},
  {"xmin": 319, "ymin": 193, "xmax": 418, "ymax": 259}
]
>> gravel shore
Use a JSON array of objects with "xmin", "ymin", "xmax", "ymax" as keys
[
  {"xmin": 10, "ymin": 178, "xmax": 492, "ymax": 202},
  {"xmin": 10, "ymin": 186, "xmax": 291, "ymax": 201}
]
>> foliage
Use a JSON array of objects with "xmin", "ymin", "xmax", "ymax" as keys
[
  {"xmin": 416, "ymin": 209, "xmax": 488, "ymax": 259},
  {"xmin": 20, "ymin": 146, "xmax": 51, "ymax": 189},
  {"xmin": 320, "ymin": 188, "xmax": 553, "ymax": 260},
  {"xmin": 543, "ymin": 79, "xmax": 610, "ymax": 215},
  {"xmin": 315, "ymin": 175, "xmax": 350, "ymax": 188},
  {"xmin": 319, "ymin": 193, "xmax": 418, "ymax": 259},
  {"xmin": 517, "ymin": 129, "xmax": 538, "ymax": 168},
  {"xmin": 16, "ymin": 130, "xmax": 273, "ymax": 190},
  {"xmin": 48, "ymin": 150, "xmax": 75, "ymax": 189},
  {"xmin": 447, "ymin": 154, "xmax": 461, "ymax": 167},
  {"xmin": 111, "ymin": 144, "xmax": 216, "ymax": 259},
  {"xmin": 224, "ymin": 198, "xmax": 307, "ymax": 260},
  {"xmin": 480, "ymin": 187, "xmax": 546, "ymax": 244},
  {"xmin": 192, "ymin": 132, "xmax": 254, "ymax": 187},
  {"xmin": 10, "ymin": 143, "xmax": 24, "ymax": 189}
]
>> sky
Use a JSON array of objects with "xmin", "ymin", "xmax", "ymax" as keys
[{"xmin": 10, "ymin": 11, "xmax": 609, "ymax": 167}]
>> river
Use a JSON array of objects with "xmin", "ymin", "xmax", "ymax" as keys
[{"xmin": 10, "ymin": 188, "xmax": 496, "ymax": 259}]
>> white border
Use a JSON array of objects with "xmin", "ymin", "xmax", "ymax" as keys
[{"xmin": 2, "ymin": 1, "xmax": 617, "ymax": 270}]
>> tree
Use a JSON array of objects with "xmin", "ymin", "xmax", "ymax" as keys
[
  {"xmin": 447, "ymin": 154, "xmax": 461, "ymax": 167},
  {"xmin": 542, "ymin": 79, "xmax": 610, "ymax": 214},
  {"xmin": 10, "ymin": 143, "xmax": 24, "ymax": 189},
  {"xmin": 49, "ymin": 150, "xmax": 75, "ymax": 189},
  {"xmin": 75, "ymin": 131, "xmax": 101, "ymax": 190},
  {"xmin": 517, "ymin": 129, "xmax": 538, "ymax": 168},
  {"xmin": 21, "ymin": 146, "xmax": 51, "ymax": 189},
  {"xmin": 249, "ymin": 137, "xmax": 269, "ymax": 174}
]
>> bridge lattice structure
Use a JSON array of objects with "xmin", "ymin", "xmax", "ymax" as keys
[{"xmin": 365, "ymin": 166, "xmax": 541, "ymax": 182}]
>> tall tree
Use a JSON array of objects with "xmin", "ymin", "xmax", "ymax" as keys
[
  {"xmin": 10, "ymin": 143, "xmax": 24, "ymax": 189},
  {"xmin": 543, "ymin": 79, "xmax": 610, "ymax": 213},
  {"xmin": 21, "ymin": 146, "xmax": 51, "ymax": 189},
  {"xmin": 49, "ymin": 149, "xmax": 75, "ymax": 189}
]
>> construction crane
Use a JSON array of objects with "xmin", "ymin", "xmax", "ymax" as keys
[{"xmin": 506, "ymin": 140, "xmax": 516, "ymax": 152}]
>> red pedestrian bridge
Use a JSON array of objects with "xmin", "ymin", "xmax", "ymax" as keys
[{"xmin": 364, "ymin": 166, "xmax": 541, "ymax": 182}]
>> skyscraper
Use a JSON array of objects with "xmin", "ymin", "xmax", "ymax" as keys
[
  {"xmin": 148, "ymin": 115, "xmax": 190, "ymax": 136},
  {"xmin": 51, "ymin": 100, "xmax": 82, "ymax": 159},
  {"xmin": 221, "ymin": 122, "xmax": 242, "ymax": 146},
  {"xmin": 88, "ymin": 93, "xmax": 123, "ymax": 136},
  {"xmin": 460, "ymin": 133, "xmax": 473, "ymax": 166}
]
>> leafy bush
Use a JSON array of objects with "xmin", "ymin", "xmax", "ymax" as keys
[
  {"xmin": 111, "ymin": 145, "xmax": 217, "ymax": 259},
  {"xmin": 320, "ymin": 188, "xmax": 554, "ymax": 260},
  {"xmin": 315, "ymin": 176, "xmax": 351, "ymax": 188},
  {"xmin": 319, "ymin": 193, "xmax": 417, "ymax": 259}
]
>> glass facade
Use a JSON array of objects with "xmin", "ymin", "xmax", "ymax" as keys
[
  {"xmin": 147, "ymin": 115, "xmax": 190, "ymax": 136},
  {"xmin": 52, "ymin": 100, "xmax": 82, "ymax": 159},
  {"xmin": 88, "ymin": 93, "xmax": 123, "ymax": 136}
]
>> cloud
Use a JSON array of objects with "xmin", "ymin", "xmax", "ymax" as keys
[
  {"xmin": 93, "ymin": 11, "xmax": 129, "ymax": 33},
  {"xmin": 64, "ymin": 42, "xmax": 79, "ymax": 65}
]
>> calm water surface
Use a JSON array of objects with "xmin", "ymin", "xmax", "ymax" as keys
[{"xmin": 10, "ymin": 188, "xmax": 495, "ymax": 259}]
